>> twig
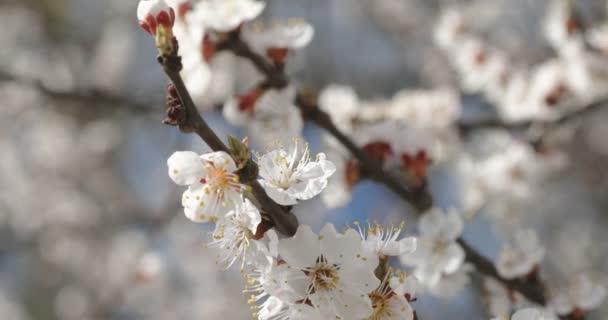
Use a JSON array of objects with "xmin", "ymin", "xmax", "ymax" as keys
[
  {"xmin": 218, "ymin": 35, "xmax": 433, "ymax": 213},
  {"xmin": 219, "ymin": 34, "xmax": 549, "ymax": 306},
  {"xmin": 457, "ymin": 239, "xmax": 546, "ymax": 305},
  {"xmin": 157, "ymin": 40, "xmax": 298, "ymax": 236},
  {"xmin": 0, "ymin": 70, "xmax": 156, "ymax": 113},
  {"xmin": 458, "ymin": 98, "xmax": 608, "ymax": 147}
]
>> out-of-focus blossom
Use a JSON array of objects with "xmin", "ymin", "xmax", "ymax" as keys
[
  {"xmin": 137, "ymin": 0, "xmax": 175, "ymax": 37},
  {"xmin": 387, "ymin": 88, "xmax": 461, "ymax": 130},
  {"xmin": 586, "ymin": 23, "xmax": 608, "ymax": 54},
  {"xmin": 167, "ymin": 151, "xmax": 246, "ymax": 222},
  {"xmin": 434, "ymin": 8, "xmax": 465, "ymax": 50},
  {"xmin": 496, "ymin": 229, "xmax": 545, "ymax": 279},
  {"xmin": 427, "ymin": 263, "xmax": 473, "ymax": 298},
  {"xmin": 134, "ymin": 251, "xmax": 165, "ymax": 283},
  {"xmin": 257, "ymin": 139, "xmax": 335, "ymax": 205},
  {"xmin": 320, "ymin": 148, "xmax": 355, "ymax": 209},
  {"xmin": 400, "ymin": 208, "xmax": 465, "ymax": 290},
  {"xmin": 224, "ymin": 87, "xmax": 304, "ymax": 147},
  {"xmin": 242, "ymin": 19, "xmax": 314, "ymax": 64},
  {"xmin": 484, "ymin": 277, "xmax": 514, "ymax": 318},
  {"xmin": 493, "ymin": 308, "xmax": 557, "ymax": 320},
  {"xmin": 549, "ymin": 273, "xmax": 606, "ymax": 317},
  {"xmin": 190, "ymin": 0, "xmax": 265, "ymax": 32},
  {"xmin": 318, "ymin": 84, "xmax": 359, "ymax": 133},
  {"xmin": 543, "ymin": 0, "xmax": 583, "ymax": 53}
]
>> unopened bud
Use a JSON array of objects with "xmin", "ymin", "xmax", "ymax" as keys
[{"xmin": 137, "ymin": 0, "xmax": 176, "ymax": 56}]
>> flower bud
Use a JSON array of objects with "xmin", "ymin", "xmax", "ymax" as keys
[
  {"xmin": 137, "ymin": 0, "xmax": 176, "ymax": 55},
  {"xmin": 138, "ymin": 0, "xmax": 175, "ymax": 35}
]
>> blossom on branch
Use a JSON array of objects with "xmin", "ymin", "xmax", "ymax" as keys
[
  {"xmin": 400, "ymin": 208, "xmax": 465, "ymax": 291},
  {"xmin": 137, "ymin": 0, "xmax": 175, "ymax": 37},
  {"xmin": 356, "ymin": 221, "xmax": 417, "ymax": 260},
  {"xmin": 275, "ymin": 224, "xmax": 380, "ymax": 319},
  {"xmin": 492, "ymin": 308, "xmax": 557, "ymax": 320},
  {"xmin": 496, "ymin": 228, "xmax": 545, "ymax": 280},
  {"xmin": 167, "ymin": 151, "xmax": 247, "ymax": 223},
  {"xmin": 257, "ymin": 139, "xmax": 336, "ymax": 206},
  {"xmin": 549, "ymin": 273, "xmax": 606, "ymax": 318},
  {"xmin": 366, "ymin": 270, "xmax": 417, "ymax": 320},
  {"xmin": 242, "ymin": 19, "xmax": 314, "ymax": 65},
  {"xmin": 224, "ymin": 87, "xmax": 304, "ymax": 147},
  {"xmin": 207, "ymin": 198, "xmax": 262, "ymax": 270},
  {"xmin": 192, "ymin": 0, "xmax": 265, "ymax": 33}
]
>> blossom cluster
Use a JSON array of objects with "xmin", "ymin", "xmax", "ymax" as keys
[
  {"xmin": 319, "ymin": 86, "xmax": 462, "ymax": 208},
  {"xmin": 244, "ymin": 223, "xmax": 419, "ymax": 320},
  {"xmin": 134, "ymin": 0, "xmax": 608, "ymax": 318},
  {"xmin": 436, "ymin": 2, "xmax": 608, "ymax": 123},
  {"xmin": 165, "ymin": 138, "xmax": 424, "ymax": 319}
]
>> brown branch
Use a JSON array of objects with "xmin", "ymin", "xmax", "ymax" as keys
[
  {"xmin": 219, "ymin": 34, "xmax": 549, "ymax": 306},
  {"xmin": 218, "ymin": 35, "xmax": 433, "ymax": 213},
  {"xmin": 157, "ymin": 40, "xmax": 298, "ymax": 236},
  {"xmin": 458, "ymin": 98, "xmax": 608, "ymax": 147},
  {"xmin": 457, "ymin": 239, "xmax": 546, "ymax": 305},
  {"xmin": 298, "ymin": 96, "xmax": 433, "ymax": 212},
  {"xmin": 0, "ymin": 70, "xmax": 157, "ymax": 113}
]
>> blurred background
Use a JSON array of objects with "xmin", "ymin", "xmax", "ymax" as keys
[{"xmin": 1, "ymin": 0, "xmax": 608, "ymax": 319}]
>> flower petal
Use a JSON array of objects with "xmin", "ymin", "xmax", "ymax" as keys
[{"xmin": 167, "ymin": 151, "xmax": 205, "ymax": 186}]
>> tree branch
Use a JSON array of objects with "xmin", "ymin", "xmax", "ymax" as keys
[
  {"xmin": 157, "ymin": 41, "xmax": 298, "ymax": 236},
  {"xmin": 219, "ymin": 34, "xmax": 549, "ymax": 306},
  {"xmin": 458, "ymin": 98, "xmax": 608, "ymax": 147},
  {"xmin": 0, "ymin": 70, "xmax": 156, "ymax": 113}
]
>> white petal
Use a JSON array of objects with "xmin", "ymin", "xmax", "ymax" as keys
[
  {"xmin": 439, "ymin": 242, "xmax": 466, "ymax": 274},
  {"xmin": 512, "ymin": 308, "xmax": 557, "ymax": 320},
  {"xmin": 200, "ymin": 151, "xmax": 237, "ymax": 172},
  {"xmin": 167, "ymin": 151, "xmax": 205, "ymax": 186},
  {"xmin": 278, "ymin": 224, "xmax": 319, "ymax": 268},
  {"xmin": 137, "ymin": 0, "xmax": 170, "ymax": 21},
  {"xmin": 384, "ymin": 236, "xmax": 417, "ymax": 256},
  {"xmin": 259, "ymin": 180, "xmax": 298, "ymax": 205}
]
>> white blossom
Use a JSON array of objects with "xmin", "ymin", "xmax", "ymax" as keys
[
  {"xmin": 137, "ymin": 0, "xmax": 175, "ymax": 36},
  {"xmin": 275, "ymin": 224, "xmax": 380, "ymax": 319},
  {"xmin": 167, "ymin": 151, "xmax": 247, "ymax": 222},
  {"xmin": 426, "ymin": 263, "xmax": 473, "ymax": 298},
  {"xmin": 543, "ymin": 0, "xmax": 583, "ymax": 53},
  {"xmin": 366, "ymin": 270, "xmax": 416, "ymax": 320},
  {"xmin": 387, "ymin": 88, "xmax": 461, "ymax": 130},
  {"xmin": 434, "ymin": 8, "xmax": 465, "ymax": 50},
  {"xmin": 224, "ymin": 87, "xmax": 304, "ymax": 147},
  {"xmin": 497, "ymin": 228, "xmax": 545, "ymax": 279},
  {"xmin": 356, "ymin": 221, "xmax": 417, "ymax": 259},
  {"xmin": 484, "ymin": 277, "xmax": 514, "ymax": 318},
  {"xmin": 320, "ymin": 148, "xmax": 355, "ymax": 209},
  {"xmin": 318, "ymin": 84, "xmax": 359, "ymax": 133},
  {"xmin": 242, "ymin": 19, "xmax": 314, "ymax": 62},
  {"xmin": 400, "ymin": 208, "xmax": 465, "ymax": 289},
  {"xmin": 549, "ymin": 273, "xmax": 606, "ymax": 316},
  {"xmin": 493, "ymin": 308, "xmax": 557, "ymax": 320},
  {"xmin": 191, "ymin": 0, "xmax": 265, "ymax": 32},
  {"xmin": 208, "ymin": 199, "xmax": 263, "ymax": 270},
  {"xmin": 257, "ymin": 139, "xmax": 336, "ymax": 206}
]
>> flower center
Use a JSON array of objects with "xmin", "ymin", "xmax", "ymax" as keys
[
  {"xmin": 308, "ymin": 259, "xmax": 340, "ymax": 292},
  {"xmin": 369, "ymin": 292, "xmax": 393, "ymax": 320}
]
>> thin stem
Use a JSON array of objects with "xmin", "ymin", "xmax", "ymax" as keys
[
  {"xmin": 157, "ymin": 45, "xmax": 298, "ymax": 236},
  {"xmin": 457, "ymin": 239, "xmax": 546, "ymax": 305},
  {"xmin": 220, "ymin": 35, "xmax": 549, "ymax": 305},
  {"xmin": 302, "ymin": 101, "xmax": 433, "ymax": 212}
]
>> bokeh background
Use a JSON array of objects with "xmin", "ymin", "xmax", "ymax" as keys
[{"xmin": 1, "ymin": 0, "xmax": 608, "ymax": 319}]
